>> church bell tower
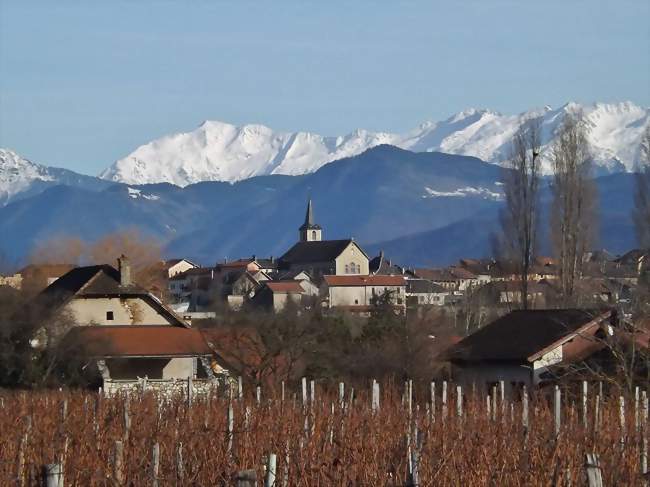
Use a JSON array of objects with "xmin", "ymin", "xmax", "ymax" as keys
[{"xmin": 299, "ymin": 199, "xmax": 322, "ymax": 242}]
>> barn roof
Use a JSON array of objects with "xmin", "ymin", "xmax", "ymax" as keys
[{"xmin": 65, "ymin": 326, "xmax": 212, "ymax": 357}]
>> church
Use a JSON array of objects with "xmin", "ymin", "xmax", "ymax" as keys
[{"xmin": 278, "ymin": 200, "xmax": 370, "ymax": 280}]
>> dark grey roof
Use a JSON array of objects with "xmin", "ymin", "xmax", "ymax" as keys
[
  {"xmin": 37, "ymin": 265, "xmax": 114, "ymax": 307},
  {"xmin": 280, "ymin": 239, "xmax": 354, "ymax": 265},
  {"xmin": 370, "ymin": 252, "xmax": 403, "ymax": 275},
  {"xmin": 615, "ymin": 249, "xmax": 649, "ymax": 265},
  {"xmin": 278, "ymin": 268, "xmax": 313, "ymax": 280},
  {"xmin": 406, "ymin": 279, "xmax": 447, "ymax": 294},
  {"xmin": 447, "ymin": 309, "xmax": 610, "ymax": 363}
]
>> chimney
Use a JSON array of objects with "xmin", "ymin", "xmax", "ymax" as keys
[{"xmin": 117, "ymin": 255, "xmax": 132, "ymax": 287}]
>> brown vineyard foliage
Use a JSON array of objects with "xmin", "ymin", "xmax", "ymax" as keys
[{"xmin": 0, "ymin": 383, "xmax": 646, "ymax": 486}]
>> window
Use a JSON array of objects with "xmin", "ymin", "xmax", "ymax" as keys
[
  {"xmin": 345, "ymin": 264, "xmax": 349, "ymax": 273},
  {"xmin": 354, "ymin": 299, "xmax": 359, "ymax": 304},
  {"xmin": 311, "ymin": 230, "xmax": 317, "ymax": 240},
  {"xmin": 106, "ymin": 311, "xmax": 114, "ymax": 321}
]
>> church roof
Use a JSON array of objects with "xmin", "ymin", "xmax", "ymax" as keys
[{"xmin": 280, "ymin": 239, "xmax": 356, "ymax": 265}]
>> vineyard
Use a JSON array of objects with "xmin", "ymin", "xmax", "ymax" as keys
[{"xmin": 1, "ymin": 381, "xmax": 648, "ymax": 486}]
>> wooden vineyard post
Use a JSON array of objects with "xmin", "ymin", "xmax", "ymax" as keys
[
  {"xmin": 554, "ymin": 386, "xmax": 561, "ymax": 438},
  {"xmin": 339, "ymin": 382, "xmax": 345, "ymax": 409},
  {"xmin": 60, "ymin": 399, "xmax": 68, "ymax": 424},
  {"xmin": 620, "ymin": 396, "xmax": 626, "ymax": 450},
  {"xmin": 176, "ymin": 442, "xmax": 184, "ymax": 483},
  {"xmin": 442, "ymin": 381, "xmax": 448, "ymax": 421},
  {"xmin": 301, "ymin": 378, "xmax": 307, "ymax": 408},
  {"xmin": 123, "ymin": 400, "xmax": 131, "ymax": 442},
  {"xmin": 265, "ymin": 453, "xmax": 277, "ymax": 487},
  {"xmin": 228, "ymin": 402, "xmax": 235, "ymax": 454},
  {"xmin": 584, "ymin": 453, "xmax": 603, "ymax": 487},
  {"xmin": 281, "ymin": 381, "xmax": 285, "ymax": 404},
  {"xmin": 406, "ymin": 379, "xmax": 413, "ymax": 422},
  {"xmin": 371, "ymin": 379, "xmax": 380, "ymax": 413},
  {"xmin": 522, "ymin": 386, "xmax": 529, "ymax": 436},
  {"xmin": 430, "ymin": 381, "xmax": 435, "ymax": 423},
  {"xmin": 491, "ymin": 385, "xmax": 497, "ymax": 422},
  {"xmin": 113, "ymin": 440, "xmax": 124, "ymax": 485},
  {"xmin": 151, "ymin": 442, "xmax": 160, "ymax": 487},
  {"xmin": 636, "ymin": 386, "xmax": 641, "ymax": 433},
  {"xmin": 256, "ymin": 386, "xmax": 261, "ymax": 406},
  {"xmin": 310, "ymin": 380, "xmax": 315, "ymax": 405},
  {"xmin": 41, "ymin": 463, "xmax": 64, "ymax": 487},
  {"xmin": 582, "ymin": 381, "xmax": 588, "ymax": 429},
  {"xmin": 486, "ymin": 395, "xmax": 491, "ymax": 420},
  {"xmin": 17, "ymin": 419, "xmax": 31, "ymax": 487},
  {"xmin": 408, "ymin": 427, "xmax": 422, "ymax": 487},
  {"xmin": 456, "ymin": 385, "xmax": 463, "ymax": 419},
  {"xmin": 499, "ymin": 380, "xmax": 505, "ymax": 420}
]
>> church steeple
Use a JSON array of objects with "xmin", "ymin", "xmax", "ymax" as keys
[{"xmin": 299, "ymin": 198, "xmax": 322, "ymax": 242}]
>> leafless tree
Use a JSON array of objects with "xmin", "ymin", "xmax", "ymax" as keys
[
  {"xmin": 498, "ymin": 118, "xmax": 542, "ymax": 309},
  {"xmin": 633, "ymin": 125, "xmax": 650, "ymax": 248},
  {"xmin": 550, "ymin": 114, "xmax": 597, "ymax": 307}
]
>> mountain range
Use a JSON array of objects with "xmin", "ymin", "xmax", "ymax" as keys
[
  {"xmin": 0, "ymin": 145, "xmax": 641, "ymax": 269},
  {"xmin": 101, "ymin": 101, "xmax": 649, "ymax": 186}
]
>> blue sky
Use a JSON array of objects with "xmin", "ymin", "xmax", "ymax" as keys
[{"xmin": 1, "ymin": 0, "xmax": 648, "ymax": 176}]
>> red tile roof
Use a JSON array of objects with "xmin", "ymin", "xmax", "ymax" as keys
[
  {"xmin": 323, "ymin": 275, "xmax": 406, "ymax": 286},
  {"xmin": 64, "ymin": 326, "xmax": 211, "ymax": 357}
]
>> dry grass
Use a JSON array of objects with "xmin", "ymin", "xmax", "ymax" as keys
[{"xmin": 0, "ymin": 383, "xmax": 646, "ymax": 485}]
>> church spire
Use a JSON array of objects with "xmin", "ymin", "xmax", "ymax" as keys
[
  {"xmin": 305, "ymin": 198, "xmax": 314, "ymax": 227},
  {"xmin": 299, "ymin": 198, "xmax": 322, "ymax": 242}
]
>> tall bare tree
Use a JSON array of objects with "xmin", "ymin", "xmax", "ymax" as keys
[
  {"xmin": 633, "ymin": 125, "xmax": 650, "ymax": 248},
  {"xmin": 498, "ymin": 118, "xmax": 542, "ymax": 309},
  {"xmin": 550, "ymin": 114, "xmax": 597, "ymax": 307}
]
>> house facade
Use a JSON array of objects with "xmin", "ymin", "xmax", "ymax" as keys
[
  {"xmin": 322, "ymin": 275, "xmax": 406, "ymax": 311},
  {"xmin": 38, "ymin": 256, "xmax": 187, "ymax": 328}
]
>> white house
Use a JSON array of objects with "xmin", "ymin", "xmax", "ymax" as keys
[
  {"xmin": 163, "ymin": 258, "xmax": 199, "ymax": 278},
  {"xmin": 322, "ymin": 274, "xmax": 406, "ymax": 312}
]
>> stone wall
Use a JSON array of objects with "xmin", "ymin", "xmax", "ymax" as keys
[{"xmin": 103, "ymin": 375, "xmax": 234, "ymax": 398}]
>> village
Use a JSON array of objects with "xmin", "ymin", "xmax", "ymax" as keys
[{"xmin": 0, "ymin": 198, "xmax": 648, "ymax": 401}]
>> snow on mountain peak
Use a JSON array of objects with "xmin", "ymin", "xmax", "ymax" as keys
[
  {"xmin": 0, "ymin": 148, "xmax": 54, "ymax": 204},
  {"xmin": 100, "ymin": 101, "xmax": 649, "ymax": 186}
]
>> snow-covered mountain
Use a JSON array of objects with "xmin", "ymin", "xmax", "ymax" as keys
[
  {"xmin": 101, "ymin": 101, "xmax": 649, "ymax": 186},
  {"xmin": 0, "ymin": 148, "xmax": 111, "ymax": 206}
]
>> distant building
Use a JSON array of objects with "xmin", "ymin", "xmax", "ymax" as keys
[
  {"xmin": 14, "ymin": 264, "xmax": 76, "ymax": 293},
  {"xmin": 406, "ymin": 279, "xmax": 449, "ymax": 306},
  {"xmin": 321, "ymin": 274, "xmax": 406, "ymax": 312},
  {"xmin": 163, "ymin": 258, "xmax": 199, "ymax": 278},
  {"xmin": 279, "ymin": 200, "xmax": 370, "ymax": 279}
]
